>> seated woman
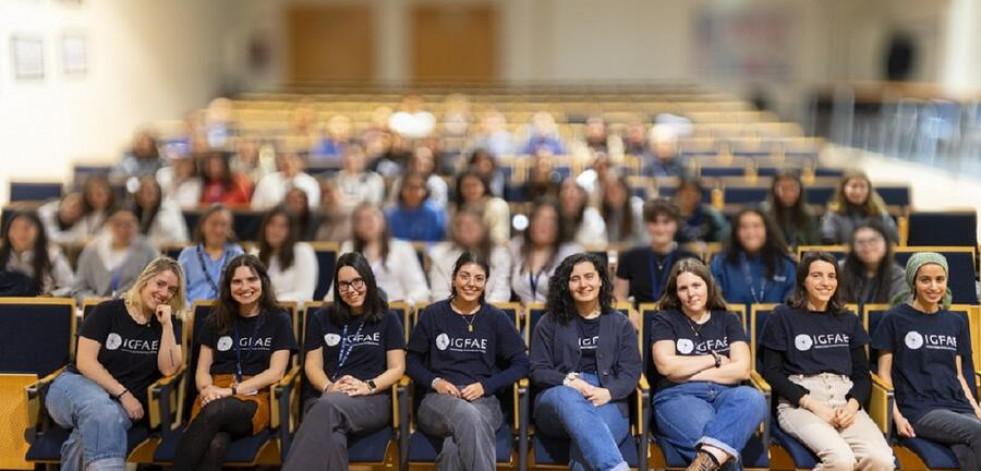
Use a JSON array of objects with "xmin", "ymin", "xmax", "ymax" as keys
[
  {"xmin": 762, "ymin": 252, "xmax": 894, "ymax": 471},
  {"xmin": 429, "ymin": 207, "xmax": 511, "ymax": 303},
  {"xmin": 838, "ymin": 221, "xmax": 906, "ymax": 306},
  {"xmin": 72, "ymin": 207, "xmax": 159, "ymax": 301},
  {"xmin": 283, "ymin": 187, "xmax": 317, "ymax": 241},
  {"xmin": 254, "ymin": 205, "xmax": 317, "ymax": 302},
  {"xmin": 406, "ymin": 252, "xmax": 529, "ymax": 471},
  {"xmin": 710, "ymin": 208, "xmax": 796, "ymax": 307},
  {"xmin": 615, "ymin": 198, "xmax": 699, "ymax": 305},
  {"xmin": 37, "ymin": 192, "xmax": 88, "ymax": 245},
  {"xmin": 529, "ymin": 252, "xmax": 642, "ymax": 471},
  {"xmin": 386, "ymin": 171, "xmax": 447, "ymax": 242},
  {"xmin": 172, "ymin": 254, "xmax": 297, "ymax": 471},
  {"xmin": 820, "ymin": 170, "xmax": 898, "ymax": 244},
  {"xmin": 156, "ymin": 150, "xmax": 203, "ymax": 209},
  {"xmin": 132, "ymin": 176, "xmax": 189, "ymax": 248},
  {"xmin": 45, "ymin": 257, "xmax": 185, "ymax": 471},
  {"xmin": 454, "ymin": 170, "xmax": 511, "ymax": 246},
  {"xmin": 511, "ymin": 198, "xmax": 583, "ymax": 304},
  {"xmin": 760, "ymin": 171, "xmax": 820, "ymax": 249},
  {"xmin": 558, "ymin": 177, "xmax": 607, "ymax": 246},
  {"xmin": 314, "ymin": 178, "xmax": 352, "ymax": 243},
  {"xmin": 282, "ymin": 252, "xmax": 406, "ymax": 471},
  {"xmin": 199, "ymin": 151, "xmax": 253, "ymax": 206},
  {"xmin": 651, "ymin": 258, "xmax": 766, "ymax": 471},
  {"xmin": 331, "ymin": 203, "xmax": 430, "ymax": 305},
  {"xmin": 0, "ymin": 211, "xmax": 74, "ymax": 296},
  {"xmin": 468, "ymin": 149, "xmax": 505, "ymax": 198},
  {"xmin": 600, "ymin": 174, "xmax": 647, "ymax": 246},
  {"xmin": 873, "ymin": 253, "xmax": 981, "ymax": 471},
  {"xmin": 178, "ymin": 204, "xmax": 245, "ymax": 304},
  {"xmin": 674, "ymin": 178, "xmax": 729, "ymax": 244}
]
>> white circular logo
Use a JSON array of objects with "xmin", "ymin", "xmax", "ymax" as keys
[
  {"xmin": 324, "ymin": 333, "xmax": 341, "ymax": 347},
  {"xmin": 105, "ymin": 333, "xmax": 122, "ymax": 351},
  {"xmin": 676, "ymin": 338, "xmax": 695, "ymax": 355},
  {"xmin": 905, "ymin": 331, "xmax": 924, "ymax": 350},
  {"xmin": 795, "ymin": 334, "xmax": 814, "ymax": 351},
  {"xmin": 436, "ymin": 333, "xmax": 450, "ymax": 351},
  {"xmin": 217, "ymin": 336, "xmax": 234, "ymax": 352}
]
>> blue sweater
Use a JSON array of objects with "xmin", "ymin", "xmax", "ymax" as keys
[
  {"xmin": 386, "ymin": 202, "xmax": 446, "ymax": 242},
  {"xmin": 710, "ymin": 251, "xmax": 797, "ymax": 306}
]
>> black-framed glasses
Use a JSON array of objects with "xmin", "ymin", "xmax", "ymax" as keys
[{"xmin": 338, "ymin": 277, "xmax": 366, "ymax": 292}]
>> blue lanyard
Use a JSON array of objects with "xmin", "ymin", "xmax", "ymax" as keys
[
  {"xmin": 528, "ymin": 270, "xmax": 545, "ymax": 302},
  {"xmin": 233, "ymin": 316, "xmax": 263, "ymax": 383},
  {"xmin": 332, "ymin": 321, "xmax": 365, "ymax": 381},
  {"xmin": 739, "ymin": 254, "xmax": 767, "ymax": 303},
  {"xmin": 108, "ymin": 246, "xmax": 135, "ymax": 295},
  {"xmin": 648, "ymin": 249, "xmax": 675, "ymax": 301},
  {"xmin": 196, "ymin": 244, "xmax": 228, "ymax": 295}
]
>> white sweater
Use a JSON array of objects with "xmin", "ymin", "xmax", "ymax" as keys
[
  {"xmin": 509, "ymin": 240, "xmax": 584, "ymax": 304},
  {"xmin": 251, "ymin": 242, "xmax": 318, "ymax": 302},
  {"xmin": 326, "ymin": 239, "xmax": 430, "ymax": 305},
  {"xmin": 427, "ymin": 243, "xmax": 512, "ymax": 303}
]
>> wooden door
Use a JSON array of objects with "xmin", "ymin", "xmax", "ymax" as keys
[
  {"xmin": 288, "ymin": 5, "xmax": 375, "ymax": 82},
  {"xmin": 411, "ymin": 4, "xmax": 498, "ymax": 82}
]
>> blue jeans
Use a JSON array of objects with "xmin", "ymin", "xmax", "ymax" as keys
[
  {"xmin": 534, "ymin": 372, "xmax": 630, "ymax": 471},
  {"xmin": 45, "ymin": 371, "xmax": 131, "ymax": 471},
  {"xmin": 653, "ymin": 382, "xmax": 766, "ymax": 470}
]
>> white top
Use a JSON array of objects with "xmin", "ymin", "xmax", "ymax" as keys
[
  {"xmin": 250, "ymin": 242, "xmax": 318, "ymax": 302},
  {"xmin": 427, "ymin": 242, "xmax": 512, "ymax": 303},
  {"xmin": 251, "ymin": 171, "xmax": 321, "ymax": 210},
  {"xmin": 326, "ymin": 239, "xmax": 430, "ymax": 305},
  {"xmin": 156, "ymin": 167, "xmax": 203, "ymax": 209},
  {"xmin": 388, "ymin": 111, "xmax": 436, "ymax": 139},
  {"xmin": 4, "ymin": 246, "xmax": 74, "ymax": 296},
  {"xmin": 334, "ymin": 171, "xmax": 385, "ymax": 210},
  {"xmin": 509, "ymin": 239, "xmax": 584, "ymax": 304},
  {"xmin": 143, "ymin": 199, "xmax": 189, "ymax": 249},
  {"xmin": 573, "ymin": 207, "xmax": 609, "ymax": 246},
  {"xmin": 38, "ymin": 201, "xmax": 105, "ymax": 245}
]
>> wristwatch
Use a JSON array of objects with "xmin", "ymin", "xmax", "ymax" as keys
[
  {"xmin": 366, "ymin": 379, "xmax": 377, "ymax": 392},
  {"xmin": 710, "ymin": 351, "xmax": 722, "ymax": 368},
  {"xmin": 431, "ymin": 377, "xmax": 442, "ymax": 390},
  {"xmin": 563, "ymin": 372, "xmax": 580, "ymax": 386}
]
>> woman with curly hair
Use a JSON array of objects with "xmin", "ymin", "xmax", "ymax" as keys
[{"xmin": 529, "ymin": 252, "xmax": 642, "ymax": 471}]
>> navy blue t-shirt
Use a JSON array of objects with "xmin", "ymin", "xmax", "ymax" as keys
[
  {"xmin": 305, "ymin": 308, "xmax": 406, "ymax": 382},
  {"xmin": 406, "ymin": 300, "xmax": 527, "ymax": 393},
  {"xmin": 760, "ymin": 305, "xmax": 868, "ymax": 376},
  {"xmin": 870, "ymin": 303, "xmax": 975, "ymax": 423},
  {"xmin": 198, "ymin": 310, "xmax": 297, "ymax": 377},
  {"xmin": 576, "ymin": 316, "xmax": 601, "ymax": 374},
  {"xmin": 71, "ymin": 299, "xmax": 183, "ymax": 408},
  {"xmin": 650, "ymin": 309, "xmax": 747, "ymax": 392},
  {"xmin": 615, "ymin": 247, "xmax": 698, "ymax": 303}
]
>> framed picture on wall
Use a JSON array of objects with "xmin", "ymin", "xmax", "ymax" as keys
[
  {"xmin": 61, "ymin": 34, "xmax": 87, "ymax": 76},
  {"xmin": 10, "ymin": 36, "xmax": 44, "ymax": 80}
]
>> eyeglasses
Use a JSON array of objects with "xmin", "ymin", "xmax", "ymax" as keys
[
  {"xmin": 854, "ymin": 236, "xmax": 884, "ymax": 247},
  {"xmin": 456, "ymin": 272, "xmax": 487, "ymax": 286},
  {"xmin": 338, "ymin": 278, "xmax": 365, "ymax": 292}
]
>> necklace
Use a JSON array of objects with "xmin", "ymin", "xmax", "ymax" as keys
[{"xmin": 452, "ymin": 301, "xmax": 481, "ymax": 332}]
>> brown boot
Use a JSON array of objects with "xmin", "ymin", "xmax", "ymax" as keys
[{"xmin": 686, "ymin": 451, "xmax": 721, "ymax": 471}]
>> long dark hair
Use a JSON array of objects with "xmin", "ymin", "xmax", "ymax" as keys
[
  {"xmin": 0, "ymin": 211, "xmax": 53, "ymax": 292},
  {"xmin": 450, "ymin": 206, "xmax": 493, "ymax": 262},
  {"xmin": 546, "ymin": 252, "xmax": 614, "ymax": 324},
  {"xmin": 600, "ymin": 175, "xmax": 634, "ymax": 241},
  {"xmin": 839, "ymin": 220, "xmax": 896, "ymax": 303},
  {"xmin": 132, "ymin": 176, "xmax": 162, "ymax": 235},
  {"xmin": 656, "ymin": 258, "xmax": 728, "ymax": 312},
  {"xmin": 193, "ymin": 204, "xmax": 237, "ymax": 244},
  {"xmin": 520, "ymin": 197, "xmax": 568, "ymax": 273},
  {"xmin": 203, "ymin": 151, "xmax": 236, "ymax": 191},
  {"xmin": 766, "ymin": 171, "xmax": 810, "ymax": 229},
  {"xmin": 449, "ymin": 251, "xmax": 491, "ymax": 304},
  {"xmin": 790, "ymin": 251, "xmax": 846, "ymax": 314},
  {"xmin": 351, "ymin": 202, "xmax": 391, "ymax": 267},
  {"xmin": 211, "ymin": 254, "xmax": 280, "ymax": 334},
  {"xmin": 80, "ymin": 174, "xmax": 116, "ymax": 214},
  {"xmin": 724, "ymin": 208, "xmax": 790, "ymax": 278},
  {"xmin": 328, "ymin": 252, "xmax": 388, "ymax": 324},
  {"xmin": 284, "ymin": 187, "xmax": 313, "ymax": 240},
  {"xmin": 257, "ymin": 205, "xmax": 298, "ymax": 271},
  {"xmin": 559, "ymin": 177, "xmax": 588, "ymax": 241},
  {"xmin": 453, "ymin": 170, "xmax": 490, "ymax": 206}
]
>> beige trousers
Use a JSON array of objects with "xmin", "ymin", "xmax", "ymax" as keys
[{"xmin": 776, "ymin": 373, "xmax": 895, "ymax": 471}]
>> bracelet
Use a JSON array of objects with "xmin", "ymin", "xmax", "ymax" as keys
[
  {"xmin": 231, "ymin": 386, "xmax": 237, "ymax": 396},
  {"xmin": 711, "ymin": 351, "xmax": 722, "ymax": 368},
  {"xmin": 431, "ymin": 378, "xmax": 442, "ymax": 390},
  {"xmin": 563, "ymin": 372, "xmax": 580, "ymax": 386},
  {"xmin": 116, "ymin": 388, "xmax": 130, "ymax": 400}
]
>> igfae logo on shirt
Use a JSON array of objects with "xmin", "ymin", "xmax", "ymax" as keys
[
  {"xmin": 435, "ymin": 333, "xmax": 488, "ymax": 353},
  {"xmin": 324, "ymin": 332, "xmax": 381, "ymax": 348},
  {"xmin": 104, "ymin": 332, "xmax": 159, "ymax": 354},
  {"xmin": 677, "ymin": 337, "xmax": 730, "ymax": 355},
  {"xmin": 795, "ymin": 333, "xmax": 849, "ymax": 352},
  {"xmin": 579, "ymin": 335, "xmax": 599, "ymax": 350},
  {"xmin": 904, "ymin": 331, "xmax": 956, "ymax": 351},
  {"xmin": 216, "ymin": 335, "xmax": 273, "ymax": 352}
]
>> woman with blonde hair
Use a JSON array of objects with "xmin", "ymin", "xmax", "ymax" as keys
[
  {"xmin": 45, "ymin": 257, "xmax": 187, "ymax": 471},
  {"xmin": 820, "ymin": 170, "xmax": 898, "ymax": 244}
]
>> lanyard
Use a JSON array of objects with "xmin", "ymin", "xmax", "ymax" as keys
[
  {"xmin": 332, "ymin": 321, "xmax": 365, "ymax": 381},
  {"xmin": 196, "ymin": 244, "xmax": 227, "ymax": 296},
  {"xmin": 739, "ymin": 254, "xmax": 768, "ymax": 303},
  {"xmin": 108, "ymin": 247, "xmax": 135, "ymax": 296},
  {"xmin": 528, "ymin": 270, "xmax": 545, "ymax": 303},
  {"xmin": 648, "ymin": 249, "xmax": 675, "ymax": 301},
  {"xmin": 233, "ymin": 316, "xmax": 263, "ymax": 383}
]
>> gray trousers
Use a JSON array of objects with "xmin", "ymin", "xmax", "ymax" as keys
[
  {"xmin": 914, "ymin": 409, "xmax": 981, "ymax": 471},
  {"xmin": 281, "ymin": 392, "xmax": 391, "ymax": 471},
  {"xmin": 417, "ymin": 393, "xmax": 503, "ymax": 471}
]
